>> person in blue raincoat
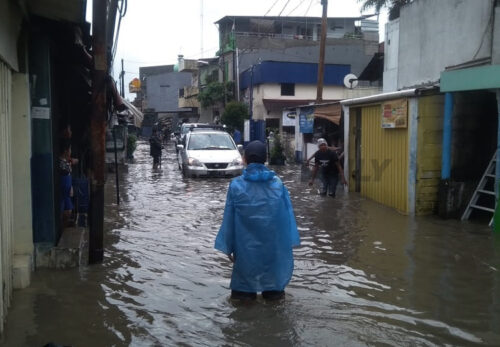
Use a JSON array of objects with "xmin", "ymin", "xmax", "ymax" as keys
[{"xmin": 215, "ymin": 140, "xmax": 300, "ymax": 301}]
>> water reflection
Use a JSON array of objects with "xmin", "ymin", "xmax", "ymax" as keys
[{"xmin": 1, "ymin": 141, "xmax": 500, "ymax": 346}]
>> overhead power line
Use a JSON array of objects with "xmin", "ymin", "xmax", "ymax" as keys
[
  {"xmin": 304, "ymin": 0, "xmax": 315, "ymax": 16},
  {"xmin": 278, "ymin": 0, "xmax": 292, "ymax": 16},
  {"xmin": 264, "ymin": 0, "xmax": 281, "ymax": 16},
  {"xmin": 287, "ymin": 0, "xmax": 305, "ymax": 16}
]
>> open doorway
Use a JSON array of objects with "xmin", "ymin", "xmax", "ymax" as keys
[{"xmin": 452, "ymin": 90, "xmax": 498, "ymax": 221}]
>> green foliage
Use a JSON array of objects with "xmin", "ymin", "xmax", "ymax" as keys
[
  {"xmin": 270, "ymin": 133, "xmax": 286, "ymax": 165},
  {"xmin": 221, "ymin": 101, "xmax": 249, "ymax": 132},
  {"xmin": 357, "ymin": 0, "xmax": 413, "ymax": 20},
  {"xmin": 205, "ymin": 70, "xmax": 219, "ymax": 85},
  {"xmin": 127, "ymin": 134, "xmax": 137, "ymax": 159},
  {"xmin": 197, "ymin": 81, "xmax": 235, "ymax": 108}
]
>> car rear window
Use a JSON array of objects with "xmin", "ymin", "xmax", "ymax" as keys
[{"xmin": 187, "ymin": 133, "xmax": 236, "ymax": 150}]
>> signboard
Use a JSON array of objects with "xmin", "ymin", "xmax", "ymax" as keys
[
  {"xmin": 382, "ymin": 99, "xmax": 407, "ymax": 128},
  {"xmin": 129, "ymin": 78, "xmax": 141, "ymax": 93},
  {"xmin": 299, "ymin": 108, "xmax": 314, "ymax": 133},
  {"xmin": 282, "ymin": 110, "xmax": 296, "ymax": 127},
  {"xmin": 31, "ymin": 107, "xmax": 51, "ymax": 119},
  {"xmin": 244, "ymin": 120, "xmax": 250, "ymax": 142}
]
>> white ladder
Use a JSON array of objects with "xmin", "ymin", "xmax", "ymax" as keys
[{"xmin": 461, "ymin": 150, "xmax": 498, "ymax": 226}]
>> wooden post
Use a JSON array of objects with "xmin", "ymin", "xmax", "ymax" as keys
[
  {"xmin": 121, "ymin": 59, "xmax": 125, "ymax": 97},
  {"xmin": 316, "ymin": 0, "xmax": 328, "ymax": 103},
  {"xmin": 89, "ymin": 0, "xmax": 108, "ymax": 264}
]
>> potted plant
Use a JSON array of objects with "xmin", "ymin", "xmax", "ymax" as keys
[
  {"xmin": 127, "ymin": 134, "xmax": 137, "ymax": 159},
  {"xmin": 269, "ymin": 133, "xmax": 286, "ymax": 165}
]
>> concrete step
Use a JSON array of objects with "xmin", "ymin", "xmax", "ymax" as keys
[{"xmin": 35, "ymin": 227, "xmax": 88, "ymax": 269}]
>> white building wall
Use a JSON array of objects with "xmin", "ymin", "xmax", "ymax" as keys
[
  {"xmin": 492, "ymin": 6, "xmax": 500, "ymax": 65},
  {"xmin": 383, "ymin": 19, "xmax": 399, "ymax": 92},
  {"xmin": 0, "ymin": 61, "xmax": 14, "ymax": 333},
  {"xmin": 11, "ymin": 70, "xmax": 34, "ymax": 289},
  {"xmin": 0, "ymin": 0, "xmax": 22, "ymax": 71},
  {"xmin": 261, "ymin": 84, "xmax": 345, "ymax": 100},
  {"xmin": 249, "ymin": 84, "xmax": 382, "ymax": 121},
  {"xmin": 398, "ymin": 0, "xmax": 494, "ymax": 89}
]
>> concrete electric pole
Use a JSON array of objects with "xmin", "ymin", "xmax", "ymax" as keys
[{"xmin": 316, "ymin": 0, "xmax": 328, "ymax": 103}]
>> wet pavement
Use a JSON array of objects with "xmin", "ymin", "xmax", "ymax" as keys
[{"xmin": 2, "ymin": 141, "xmax": 500, "ymax": 346}]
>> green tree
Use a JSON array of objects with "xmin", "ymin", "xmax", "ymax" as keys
[
  {"xmin": 270, "ymin": 133, "xmax": 286, "ymax": 165},
  {"xmin": 358, "ymin": 0, "xmax": 413, "ymax": 20},
  {"xmin": 221, "ymin": 101, "xmax": 249, "ymax": 132},
  {"xmin": 197, "ymin": 81, "xmax": 235, "ymax": 108}
]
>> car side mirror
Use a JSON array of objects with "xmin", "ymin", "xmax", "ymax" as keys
[
  {"xmin": 237, "ymin": 144, "xmax": 243, "ymax": 152},
  {"xmin": 177, "ymin": 144, "xmax": 184, "ymax": 150}
]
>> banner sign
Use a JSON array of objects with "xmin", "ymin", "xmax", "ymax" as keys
[
  {"xmin": 129, "ymin": 78, "xmax": 141, "ymax": 93},
  {"xmin": 382, "ymin": 98, "xmax": 408, "ymax": 128},
  {"xmin": 282, "ymin": 110, "xmax": 296, "ymax": 127},
  {"xmin": 299, "ymin": 107, "xmax": 314, "ymax": 133}
]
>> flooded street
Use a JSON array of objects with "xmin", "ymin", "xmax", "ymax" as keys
[{"xmin": 3, "ymin": 141, "xmax": 500, "ymax": 346}]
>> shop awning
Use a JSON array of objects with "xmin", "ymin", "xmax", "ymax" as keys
[
  {"xmin": 263, "ymin": 99, "xmax": 312, "ymax": 112},
  {"xmin": 441, "ymin": 64, "xmax": 500, "ymax": 92},
  {"xmin": 314, "ymin": 103, "xmax": 341, "ymax": 125},
  {"xmin": 122, "ymin": 99, "xmax": 144, "ymax": 128}
]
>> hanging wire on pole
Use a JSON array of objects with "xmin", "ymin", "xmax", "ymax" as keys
[
  {"xmin": 304, "ymin": 0, "xmax": 315, "ymax": 16},
  {"xmin": 287, "ymin": 0, "xmax": 306, "ymax": 16},
  {"xmin": 264, "ymin": 0, "xmax": 281, "ymax": 16},
  {"xmin": 111, "ymin": 0, "xmax": 128, "ymax": 63},
  {"xmin": 278, "ymin": 0, "xmax": 292, "ymax": 16}
]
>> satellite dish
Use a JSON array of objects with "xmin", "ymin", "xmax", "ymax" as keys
[{"xmin": 343, "ymin": 73, "xmax": 359, "ymax": 89}]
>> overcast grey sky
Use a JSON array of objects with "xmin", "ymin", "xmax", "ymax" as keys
[{"xmin": 90, "ymin": 0, "xmax": 387, "ymax": 99}]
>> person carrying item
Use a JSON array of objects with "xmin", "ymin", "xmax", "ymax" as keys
[
  {"xmin": 149, "ymin": 128, "xmax": 163, "ymax": 169},
  {"xmin": 215, "ymin": 140, "xmax": 300, "ymax": 301},
  {"xmin": 308, "ymin": 138, "xmax": 347, "ymax": 197},
  {"xmin": 59, "ymin": 139, "xmax": 75, "ymax": 227}
]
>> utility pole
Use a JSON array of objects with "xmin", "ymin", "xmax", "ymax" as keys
[
  {"xmin": 200, "ymin": 0, "xmax": 204, "ymax": 56},
  {"xmin": 120, "ymin": 58, "xmax": 125, "ymax": 97},
  {"xmin": 89, "ymin": 0, "xmax": 108, "ymax": 264},
  {"xmin": 236, "ymin": 48, "xmax": 240, "ymax": 101},
  {"xmin": 316, "ymin": 0, "xmax": 328, "ymax": 103}
]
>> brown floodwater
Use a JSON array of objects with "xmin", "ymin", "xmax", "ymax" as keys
[{"xmin": 1, "ymin": 141, "xmax": 500, "ymax": 346}]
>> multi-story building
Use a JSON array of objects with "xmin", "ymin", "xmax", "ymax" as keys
[
  {"xmin": 216, "ymin": 15, "xmax": 380, "ymax": 80},
  {"xmin": 0, "ymin": 0, "xmax": 121, "ymax": 332},
  {"xmin": 211, "ymin": 15, "xmax": 382, "ymax": 143},
  {"xmin": 137, "ymin": 62, "xmax": 198, "ymax": 135},
  {"xmin": 341, "ymin": 0, "xmax": 500, "ymax": 219}
]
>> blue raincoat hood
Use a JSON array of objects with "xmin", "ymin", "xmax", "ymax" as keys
[
  {"xmin": 215, "ymin": 164, "xmax": 300, "ymax": 292},
  {"xmin": 242, "ymin": 163, "xmax": 276, "ymax": 182}
]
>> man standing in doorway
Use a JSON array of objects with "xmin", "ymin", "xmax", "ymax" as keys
[{"xmin": 308, "ymin": 138, "xmax": 346, "ymax": 197}]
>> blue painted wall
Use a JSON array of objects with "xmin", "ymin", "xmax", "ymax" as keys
[
  {"xmin": 240, "ymin": 61, "xmax": 350, "ymax": 89},
  {"xmin": 29, "ymin": 34, "xmax": 57, "ymax": 244}
]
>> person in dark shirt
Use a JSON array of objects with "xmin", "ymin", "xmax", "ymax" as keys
[
  {"xmin": 59, "ymin": 139, "xmax": 74, "ymax": 226},
  {"xmin": 149, "ymin": 128, "xmax": 163, "ymax": 169},
  {"xmin": 232, "ymin": 128, "xmax": 242, "ymax": 145},
  {"xmin": 308, "ymin": 138, "xmax": 347, "ymax": 197}
]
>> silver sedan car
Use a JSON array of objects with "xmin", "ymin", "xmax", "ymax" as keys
[{"xmin": 177, "ymin": 130, "xmax": 244, "ymax": 177}]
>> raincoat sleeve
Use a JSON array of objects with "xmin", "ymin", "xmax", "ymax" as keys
[
  {"xmin": 283, "ymin": 185, "xmax": 300, "ymax": 247},
  {"xmin": 214, "ymin": 184, "xmax": 235, "ymax": 255}
]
